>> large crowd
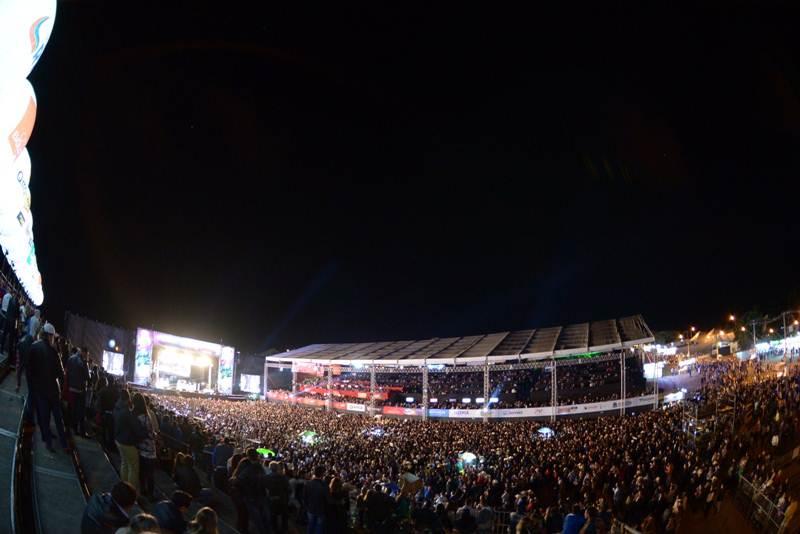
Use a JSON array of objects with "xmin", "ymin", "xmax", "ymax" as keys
[
  {"xmin": 129, "ymin": 358, "xmax": 798, "ymax": 534},
  {"xmin": 5, "ymin": 275, "xmax": 800, "ymax": 533}
]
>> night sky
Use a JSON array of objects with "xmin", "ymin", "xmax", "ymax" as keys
[{"xmin": 24, "ymin": 4, "xmax": 800, "ymax": 352}]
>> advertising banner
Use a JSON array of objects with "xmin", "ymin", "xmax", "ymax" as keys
[
  {"xmin": 346, "ymin": 402, "xmax": 366, "ymax": 412},
  {"xmin": 381, "ymin": 406, "xmax": 424, "ymax": 417},
  {"xmin": 134, "ymin": 329, "xmax": 154, "ymax": 385},
  {"xmin": 0, "ymin": 0, "xmax": 55, "ymax": 306},
  {"xmin": 0, "ymin": 0, "xmax": 57, "ymax": 83}
]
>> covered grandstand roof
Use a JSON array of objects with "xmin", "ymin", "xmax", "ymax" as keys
[{"xmin": 265, "ymin": 315, "xmax": 654, "ymax": 366}]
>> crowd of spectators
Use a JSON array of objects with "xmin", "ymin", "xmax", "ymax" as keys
[
  {"xmin": 7, "ymin": 278, "xmax": 800, "ymax": 533},
  {"xmin": 139, "ymin": 358, "xmax": 800, "ymax": 533}
]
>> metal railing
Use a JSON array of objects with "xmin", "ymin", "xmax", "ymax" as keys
[
  {"xmin": 736, "ymin": 475, "xmax": 788, "ymax": 534},
  {"xmin": 491, "ymin": 510, "xmax": 512, "ymax": 533}
]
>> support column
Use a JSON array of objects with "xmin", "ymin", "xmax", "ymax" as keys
[
  {"xmin": 482, "ymin": 361, "xmax": 490, "ymax": 422},
  {"xmin": 292, "ymin": 369, "xmax": 297, "ymax": 395},
  {"xmin": 550, "ymin": 358, "xmax": 557, "ymax": 423},
  {"xmin": 652, "ymin": 350, "xmax": 659, "ymax": 411},
  {"xmin": 369, "ymin": 364, "xmax": 376, "ymax": 415},
  {"xmin": 268, "ymin": 360, "xmax": 269, "ymax": 400},
  {"xmin": 422, "ymin": 363, "xmax": 429, "ymax": 420},
  {"xmin": 620, "ymin": 352, "xmax": 627, "ymax": 416},
  {"xmin": 326, "ymin": 364, "xmax": 333, "ymax": 411},
  {"xmin": 783, "ymin": 312, "xmax": 788, "ymax": 365}
]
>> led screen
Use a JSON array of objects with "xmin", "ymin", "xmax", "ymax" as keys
[
  {"xmin": 102, "ymin": 350, "xmax": 125, "ymax": 376},
  {"xmin": 239, "ymin": 373, "xmax": 261, "ymax": 393},
  {"xmin": 135, "ymin": 327, "xmax": 235, "ymax": 393}
]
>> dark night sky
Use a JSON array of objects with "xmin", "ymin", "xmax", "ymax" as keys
[{"xmin": 23, "ymin": 3, "xmax": 800, "ymax": 352}]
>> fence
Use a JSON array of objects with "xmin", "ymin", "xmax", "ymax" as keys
[
  {"xmin": 491, "ymin": 510, "xmax": 512, "ymax": 533},
  {"xmin": 735, "ymin": 475, "xmax": 788, "ymax": 534}
]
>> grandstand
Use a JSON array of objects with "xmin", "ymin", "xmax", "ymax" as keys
[{"xmin": 263, "ymin": 315, "xmax": 656, "ymax": 420}]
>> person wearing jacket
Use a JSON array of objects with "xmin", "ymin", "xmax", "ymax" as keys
[
  {"xmin": 132, "ymin": 393, "xmax": 157, "ymax": 500},
  {"xmin": 305, "ymin": 465, "xmax": 329, "ymax": 534},
  {"xmin": 114, "ymin": 390, "xmax": 147, "ymax": 491},
  {"xmin": 67, "ymin": 346, "xmax": 91, "ymax": 437},
  {"xmin": 15, "ymin": 331, "xmax": 35, "ymax": 424},
  {"xmin": 81, "ymin": 481, "xmax": 137, "ymax": 534},
  {"xmin": 153, "ymin": 490, "xmax": 192, "ymax": 534},
  {"xmin": 232, "ymin": 448, "xmax": 270, "ymax": 534},
  {"xmin": 264, "ymin": 461, "xmax": 290, "ymax": 533},
  {"xmin": 27, "ymin": 323, "xmax": 69, "ymax": 452}
]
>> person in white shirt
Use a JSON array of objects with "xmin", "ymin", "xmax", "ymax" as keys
[
  {"xmin": 1, "ymin": 291, "xmax": 10, "ymax": 314},
  {"xmin": 28, "ymin": 309, "xmax": 41, "ymax": 338}
]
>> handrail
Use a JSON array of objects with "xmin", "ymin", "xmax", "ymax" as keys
[
  {"xmin": 11, "ymin": 395, "xmax": 36, "ymax": 533},
  {"xmin": 67, "ymin": 445, "xmax": 92, "ymax": 501}
]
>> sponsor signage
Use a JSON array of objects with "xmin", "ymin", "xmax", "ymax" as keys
[{"xmin": 0, "ymin": 0, "xmax": 56, "ymax": 306}]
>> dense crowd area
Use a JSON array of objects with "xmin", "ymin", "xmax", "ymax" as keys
[
  {"xmin": 6, "ymin": 275, "xmax": 800, "ymax": 533},
  {"xmin": 138, "ymin": 358, "xmax": 800, "ymax": 533}
]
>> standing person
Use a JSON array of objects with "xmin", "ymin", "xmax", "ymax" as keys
[
  {"xmin": 305, "ymin": 465, "xmax": 329, "ymax": 534},
  {"xmin": 15, "ymin": 330, "xmax": 35, "ymax": 424},
  {"xmin": 327, "ymin": 477, "xmax": 349, "ymax": 534},
  {"xmin": 265, "ymin": 461, "xmax": 290, "ymax": 534},
  {"xmin": 27, "ymin": 323, "xmax": 69, "ymax": 452},
  {"xmin": 28, "ymin": 308, "xmax": 41, "ymax": 338},
  {"xmin": 67, "ymin": 345, "xmax": 91, "ymax": 437},
  {"xmin": 231, "ymin": 448, "xmax": 270, "ymax": 534},
  {"xmin": 132, "ymin": 393, "xmax": 157, "ymax": 500},
  {"xmin": 1, "ymin": 290, "xmax": 19, "ymax": 360},
  {"xmin": 114, "ymin": 389, "xmax": 146, "ymax": 491}
]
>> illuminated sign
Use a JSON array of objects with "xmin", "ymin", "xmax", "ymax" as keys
[{"xmin": 0, "ymin": 0, "xmax": 55, "ymax": 306}]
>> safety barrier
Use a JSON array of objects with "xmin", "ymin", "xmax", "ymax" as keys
[{"xmin": 735, "ymin": 475, "xmax": 788, "ymax": 534}]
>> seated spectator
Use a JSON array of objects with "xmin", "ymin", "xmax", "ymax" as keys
[
  {"xmin": 186, "ymin": 507, "xmax": 218, "ymax": 534},
  {"xmin": 153, "ymin": 490, "xmax": 192, "ymax": 534},
  {"xmin": 114, "ymin": 513, "xmax": 160, "ymax": 534},
  {"xmin": 173, "ymin": 452, "xmax": 202, "ymax": 498},
  {"xmin": 81, "ymin": 481, "xmax": 138, "ymax": 534}
]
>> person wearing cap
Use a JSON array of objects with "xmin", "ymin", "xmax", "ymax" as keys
[{"xmin": 27, "ymin": 322, "xmax": 69, "ymax": 452}]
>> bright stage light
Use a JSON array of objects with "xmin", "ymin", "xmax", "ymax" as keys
[
  {"xmin": 193, "ymin": 356, "xmax": 212, "ymax": 367},
  {"xmin": 405, "ymin": 397, "xmax": 414, "ymax": 403},
  {"xmin": 461, "ymin": 398, "xmax": 471, "ymax": 404}
]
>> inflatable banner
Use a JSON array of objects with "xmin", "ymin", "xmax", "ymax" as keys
[{"xmin": 0, "ymin": 0, "xmax": 55, "ymax": 306}]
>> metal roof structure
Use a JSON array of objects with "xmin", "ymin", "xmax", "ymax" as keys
[{"xmin": 264, "ymin": 315, "xmax": 654, "ymax": 366}]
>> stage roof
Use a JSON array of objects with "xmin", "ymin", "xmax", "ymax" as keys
[{"xmin": 264, "ymin": 315, "xmax": 654, "ymax": 366}]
